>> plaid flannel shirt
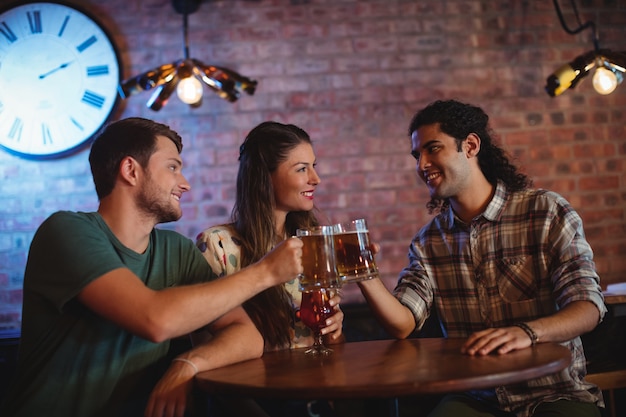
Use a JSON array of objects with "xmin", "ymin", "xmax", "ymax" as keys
[{"xmin": 394, "ymin": 181, "xmax": 607, "ymax": 417}]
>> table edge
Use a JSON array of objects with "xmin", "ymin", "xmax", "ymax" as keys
[{"xmin": 195, "ymin": 339, "xmax": 572, "ymax": 399}]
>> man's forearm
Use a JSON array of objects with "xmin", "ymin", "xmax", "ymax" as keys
[{"xmin": 526, "ymin": 300, "xmax": 601, "ymax": 343}]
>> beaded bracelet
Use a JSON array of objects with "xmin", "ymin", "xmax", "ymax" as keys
[
  {"xmin": 172, "ymin": 357, "xmax": 199, "ymax": 375},
  {"xmin": 514, "ymin": 322, "xmax": 538, "ymax": 346}
]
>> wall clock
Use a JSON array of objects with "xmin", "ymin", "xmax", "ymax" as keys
[{"xmin": 0, "ymin": 1, "xmax": 121, "ymax": 159}]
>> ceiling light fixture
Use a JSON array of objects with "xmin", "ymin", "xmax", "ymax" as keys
[
  {"xmin": 544, "ymin": 0, "xmax": 625, "ymax": 97},
  {"xmin": 118, "ymin": 0, "xmax": 257, "ymax": 111}
]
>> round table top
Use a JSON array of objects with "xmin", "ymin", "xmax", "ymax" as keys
[{"xmin": 195, "ymin": 337, "xmax": 571, "ymax": 399}]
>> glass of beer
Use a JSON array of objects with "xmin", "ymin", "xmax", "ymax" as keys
[
  {"xmin": 296, "ymin": 225, "xmax": 343, "ymax": 291},
  {"xmin": 332, "ymin": 218, "xmax": 379, "ymax": 283}
]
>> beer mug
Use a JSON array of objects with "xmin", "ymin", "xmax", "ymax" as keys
[
  {"xmin": 332, "ymin": 218, "xmax": 379, "ymax": 283},
  {"xmin": 296, "ymin": 225, "xmax": 343, "ymax": 291}
]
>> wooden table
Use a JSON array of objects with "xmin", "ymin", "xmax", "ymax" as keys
[{"xmin": 195, "ymin": 338, "xmax": 571, "ymax": 416}]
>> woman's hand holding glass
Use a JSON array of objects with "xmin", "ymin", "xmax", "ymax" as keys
[{"xmin": 319, "ymin": 290, "xmax": 344, "ymax": 344}]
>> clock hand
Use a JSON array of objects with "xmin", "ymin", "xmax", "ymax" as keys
[{"xmin": 39, "ymin": 61, "xmax": 74, "ymax": 79}]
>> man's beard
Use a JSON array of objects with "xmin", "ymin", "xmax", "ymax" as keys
[{"xmin": 137, "ymin": 176, "xmax": 181, "ymax": 224}]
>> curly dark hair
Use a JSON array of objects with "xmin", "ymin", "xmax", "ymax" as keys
[{"xmin": 408, "ymin": 100, "xmax": 532, "ymax": 213}]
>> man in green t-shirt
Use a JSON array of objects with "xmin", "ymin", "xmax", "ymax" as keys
[{"xmin": 0, "ymin": 118, "xmax": 306, "ymax": 417}]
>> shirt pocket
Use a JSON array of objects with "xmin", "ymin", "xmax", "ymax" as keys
[{"xmin": 495, "ymin": 256, "xmax": 538, "ymax": 302}]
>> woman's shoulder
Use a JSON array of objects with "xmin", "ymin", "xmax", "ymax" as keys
[
  {"xmin": 196, "ymin": 224, "xmax": 243, "ymax": 253},
  {"xmin": 196, "ymin": 224, "xmax": 238, "ymax": 243}
]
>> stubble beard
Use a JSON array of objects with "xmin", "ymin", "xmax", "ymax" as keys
[{"xmin": 137, "ymin": 177, "xmax": 182, "ymax": 224}]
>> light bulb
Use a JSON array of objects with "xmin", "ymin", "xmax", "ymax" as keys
[
  {"xmin": 592, "ymin": 66, "xmax": 618, "ymax": 95},
  {"xmin": 176, "ymin": 76, "xmax": 203, "ymax": 104}
]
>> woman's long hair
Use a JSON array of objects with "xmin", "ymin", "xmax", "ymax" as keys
[
  {"xmin": 232, "ymin": 121, "xmax": 319, "ymax": 349},
  {"xmin": 408, "ymin": 100, "xmax": 532, "ymax": 213}
]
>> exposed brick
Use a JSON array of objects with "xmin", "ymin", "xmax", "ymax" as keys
[
  {"xmin": 579, "ymin": 176, "xmax": 620, "ymax": 191},
  {"xmin": 572, "ymin": 143, "xmax": 618, "ymax": 158}
]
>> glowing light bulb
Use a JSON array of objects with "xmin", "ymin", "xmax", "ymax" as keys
[
  {"xmin": 592, "ymin": 66, "xmax": 618, "ymax": 95},
  {"xmin": 176, "ymin": 76, "xmax": 203, "ymax": 104}
]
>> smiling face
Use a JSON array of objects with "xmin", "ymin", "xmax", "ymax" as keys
[
  {"xmin": 271, "ymin": 142, "xmax": 320, "ymax": 216},
  {"xmin": 411, "ymin": 123, "xmax": 473, "ymax": 201},
  {"xmin": 136, "ymin": 135, "xmax": 190, "ymax": 224}
]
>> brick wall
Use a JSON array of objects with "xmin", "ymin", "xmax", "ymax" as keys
[{"xmin": 1, "ymin": 0, "xmax": 625, "ymax": 333}]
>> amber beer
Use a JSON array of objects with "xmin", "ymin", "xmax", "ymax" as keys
[
  {"xmin": 297, "ymin": 226, "xmax": 342, "ymax": 291},
  {"xmin": 333, "ymin": 219, "xmax": 379, "ymax": 283}
]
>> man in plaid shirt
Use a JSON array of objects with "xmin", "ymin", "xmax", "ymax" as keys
[{"xmin": 359, "ymin": 100, "xmax": 606, "ymax": 417}]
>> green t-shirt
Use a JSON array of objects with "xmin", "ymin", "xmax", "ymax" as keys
[{"xmin": 1, "ymin": 211, "xmax": 215, "ymax": 417}]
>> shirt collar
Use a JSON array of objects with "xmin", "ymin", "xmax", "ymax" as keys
[
  {"xmin": 482, "ymin": 180, "xmax": 508, "ymax": 222},
  {"xmin": 444, "ymin": 180, "xmax": 509, "ymax": 227}
]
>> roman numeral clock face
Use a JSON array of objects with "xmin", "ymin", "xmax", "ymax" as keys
[{"xmin": 0, "ymin": 1, "xmax": 121, "ymax": 159}]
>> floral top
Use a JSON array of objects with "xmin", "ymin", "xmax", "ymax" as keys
[{"xmin": 196, "ymin": 225, "xmax": 313, "ymax": 350}]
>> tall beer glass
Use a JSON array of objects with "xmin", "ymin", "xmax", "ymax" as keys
[
  {"xmin": 296, "ymin": 225, "xmax": 343, "ymax": 291},
  {"xmin": 332, "ymin": 218, "xmax": 379, "ymax": 283}
]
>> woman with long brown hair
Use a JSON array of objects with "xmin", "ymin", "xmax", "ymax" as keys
[{"xmin": 196, "ymin": 121, "xmax": 343, "ymax": 416}]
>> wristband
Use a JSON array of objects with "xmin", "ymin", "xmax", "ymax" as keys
[
  {"xmin": 514, "ymin": 322, "xmax": 538, "ymax": 346},
  {"xmin": 172, "ymin": 357, "xmax": 199, "ymax": 375}
]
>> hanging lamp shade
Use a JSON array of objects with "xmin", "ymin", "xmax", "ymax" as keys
[{"xmin": 118, "ymin": 0, "xmax": 257, "ymax": 110}]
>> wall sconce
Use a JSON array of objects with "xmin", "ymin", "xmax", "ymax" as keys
[
  {"xmin": 118, "ymin": 0, "xmax": 257, "ymax": 110},
  {"xmin": 546, "ymin": 50, "xmax": 626, "ymax": 97},
  {"xmin": 544, "ymin": 0, "xmax": 625, "ymax": 97}
]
